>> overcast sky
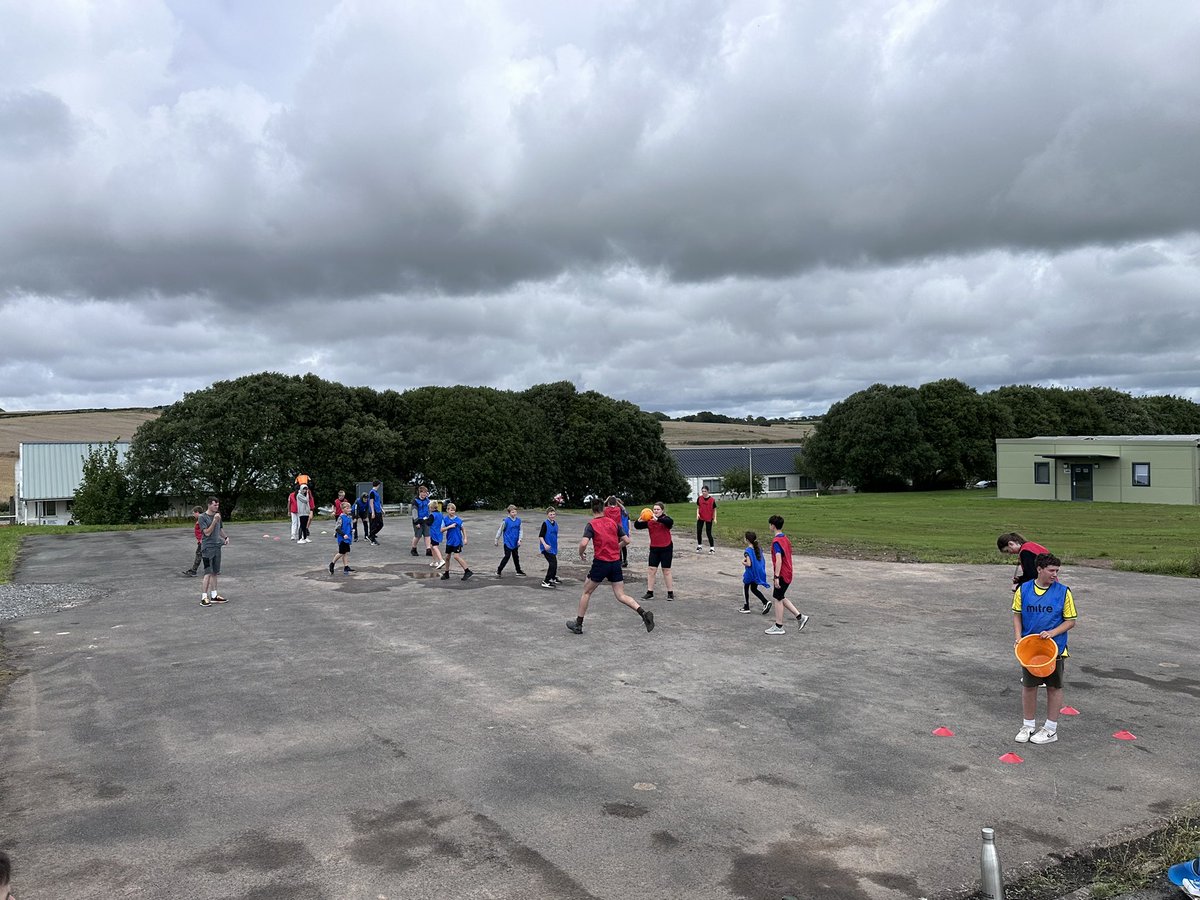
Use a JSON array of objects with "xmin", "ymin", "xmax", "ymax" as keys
[{"xmin": 2, "ymin": 1, "xmax": 1198, "ymax": 417}]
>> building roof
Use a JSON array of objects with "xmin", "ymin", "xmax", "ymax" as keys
[
  {"xmin": 669, "ymin": 445, "xmax": 804, "ymax": 477},
  {"xmin": 18, "ymin": 441, "xmax": 131, "ymax": 500}
]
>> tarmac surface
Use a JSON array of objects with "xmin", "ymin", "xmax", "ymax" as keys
[{"xmin": 1, "ymin": 512, "xmax": 1196, "ymax": 899}]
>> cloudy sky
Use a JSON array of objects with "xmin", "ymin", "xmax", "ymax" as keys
[{"xmin": 2, "ymin": 1, "xmax": 1198, "ymax": 417}]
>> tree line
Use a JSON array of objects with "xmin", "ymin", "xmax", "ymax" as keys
[
  {"xmin": 75, "ymin": 374, "xmax": 690, "ymax": 522},
  {"xmin": 802, "ymin": 380, "xmax": 1200, "ymax": 492}
]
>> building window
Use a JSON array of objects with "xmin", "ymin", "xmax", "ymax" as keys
[
  {"xmin": 44, "ymin": 500, "xmax": 58, "ymax": 516},
  {"xmin": 1033, "ymin": 462, "xmax": 1050, "ymax": 484},
  {"xmin": 1132, "ymin": 463, "xmax": 1150, "ymax": 487},
  {"xmin": 768, "ymin": 476, "xmax": 787, "ymax": 492},
  {"xmin": 798, "ymin": 475, "xmax": 817, "ymax": 491},
  {"xmin": 702, "ymin": 478, "xmax": 723, "ymax": 493}
]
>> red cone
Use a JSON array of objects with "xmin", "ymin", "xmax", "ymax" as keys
[
  {"xmin": 1059, "ymin": 706, "xmax": 1080, "ymax": 716},
  {"xmin": 1113, "ymin": 730, "xmax": 1137, "ymax": 741},
  {"xmin": 999, "ymin": 752, "xmax": 1023, "ymax": 764},
  {"xmin": 932, "ymin": 727, "xmax": 955, "ymax": 737}
]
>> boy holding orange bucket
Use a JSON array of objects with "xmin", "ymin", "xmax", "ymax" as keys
[{"xmin": 1012, "ymin": 553, "xmax": 1078, "ymax": 745}]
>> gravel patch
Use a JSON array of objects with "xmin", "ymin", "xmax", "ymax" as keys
[{"xmin": 0, "ymin": 582, "xmax": 103, "ymax": 623}]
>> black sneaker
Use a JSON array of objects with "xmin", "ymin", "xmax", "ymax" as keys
[
  {"xmin": 740, "ymin": 606, "xmax": 752, "ymax": 614},
  {"xmin": 211, "ymin": 596, "xmax": 228, "ymax": 603},
  {"xmin": 328, "ymin": 562, "xmax": 335, "ymax": 575},
  {"xmin": 552, "ymin": 577, "xmax": 562, "ymax": 584},
  {"xmin": 410, "ymin": 548, "xmax": 419, "ymax": 556},
  {"xmin": 426, "ymin": 549, "xmax": 433, "ymax": 556},
  {"xmin": 761, "ymin": 600, "xmax": 773, "ymax": 616},
  {"xmin": 540, "ymin": 580, "xmax": 554, "ymax": 589},
  {"xmin": 642, "ymin": 610, "xmax": 655, "ymax": 633},
  {"xmin": 496, "ymin": 568, "xmax": 503, "ymax": 577},
  {"xmin": 462, "ymin": 569, "xmax": 474, "ymax": 581},
  {"xmin": 182, "ymin": 570, "xmax": 196, "ymax": 577},
  {"xmin": 565, "ymin": 620, "xmax": 583, "ymax": 634},
  {"xmin": 666, "ymin": 592, "xmax": 674, "ymax": 601},
  {"xmin": 440, "ymin": 571, "xmax": 450, "ymax": 580},
  {"xmin": 642, "ymin": 591, "xmax": 654, "ymax": 601},
  {"xmin": 343, "ymin": 566, "xmax": 353, "ymax": 573},
  {"xmin": 200, "ymin": 597, "xmax": 213, "ymax": 607},
  {"xmin": 515, "ymin": 571, "xmax": 528, "ymax": 577}
]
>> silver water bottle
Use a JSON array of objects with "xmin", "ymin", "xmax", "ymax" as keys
[{"xmin": 981, "ymin": 827, "xmax": 1005, "ymax": 900}]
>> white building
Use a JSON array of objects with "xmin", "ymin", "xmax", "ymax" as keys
[
  {"xmin": 668, "ymin": 445, "xmax": 814, "ymax": 499},
  {"xmin": 14, "ymin": 441, "xmax": 131, "ymax": 525}
]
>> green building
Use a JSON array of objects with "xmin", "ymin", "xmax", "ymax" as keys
[{"xmin": 995, "ymin": 435, "xmax": 1200, "ymax": 504}]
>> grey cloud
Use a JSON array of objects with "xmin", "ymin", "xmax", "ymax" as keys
[
  {"xmin": 0, "ymin": 89, "xmax": 78, "ymax": 158},
  {"xmin": 2, "ymin": 2, "xmax": 1199, "ymax": 417}
]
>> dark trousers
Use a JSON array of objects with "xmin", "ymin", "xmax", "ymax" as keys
[
  {"xmin": 299, "ymin": 515, "xmax": 310, "ymax": 540},
  {"xmin": 543, "ymin": 551, "xmax": 558, "ymax": 581},
  {"xmin": 369, "ymin": 514, "xmax": 383, "ymax": 541},
  {"xmin": 744, "ymin": 583, "xmax": 768, "ymax": 605},
  {"xmin": 188, "ymin": 541, "xmax": 202, "ymax": 574},
  {"xmin": 697, "ymin": 520, "xmax": 714, "ymax": 546},
  {"xmin": 498, "ymin": 547, "xmax": 523, "ymax": 573}
]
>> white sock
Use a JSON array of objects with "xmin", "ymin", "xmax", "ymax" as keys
[
  {"xmin": 1024, "ymin": 718, "xmax": 1036, "ymax": 728},
  {"xmin": 1043, "ymin": 719, "xmax": 1057, "ymax": 733},
  {"xmin": 209, "ymin": 590, "xmax": 217, "ymax": 599}
]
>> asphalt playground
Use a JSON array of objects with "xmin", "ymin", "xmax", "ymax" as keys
[{"xmin": 1, "ymin": 512, "xmax": 1196, "ymax": 899}]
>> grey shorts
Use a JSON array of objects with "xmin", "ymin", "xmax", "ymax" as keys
[
  {"xmin": 413, "ymin": 520, "xmax": 430, "ymax": 537},
  {"xmin": 202, "ymin": 547, "xmax": 222, "ymax": 575}
]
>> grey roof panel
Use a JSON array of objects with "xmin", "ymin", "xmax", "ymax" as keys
[
  {"xmin": 670, "ymin": 446, "xmax": 804, "ymax": 477},
  {"xmin": 19, "ymin": 442, "xmax": 131, "ymax": 500}
]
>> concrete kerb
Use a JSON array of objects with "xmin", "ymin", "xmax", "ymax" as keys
[{"xmin": 0, "ymin": 511, "xmax": 1197, "ymax": 899}]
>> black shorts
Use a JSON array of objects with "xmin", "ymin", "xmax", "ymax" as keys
[
  {"xmin": 587, "ymin": 559, "xmax": 624, "ymax": 583},
  {"xmin": 445, "ymin": 544, "xmax": 463, "ymax": 555},
  {"xmin": 1021, "ymin": 657, "xmax": 1065, "ymax": 689},
  {"xmin": 338, "ymin": 541, "xmax": 351, "ymax": 555},
  {"xmin": 772, "ymin": 578, "xmax": 790, "ymax": 601},
  {"xmin": 647, "ymin": 545, "xmax": 673, "ymax": 569}
]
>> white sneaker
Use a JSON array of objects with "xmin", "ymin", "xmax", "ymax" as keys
[
  {"xmin": 709, "ymin": 547, "xmax": 716, "ymax": 554},
  {"xmin": 797, "ymin": 613, "xmax": 810, "ymax": 631},
  {"xmin": 1030, "ymin": 727, "xmax": 1058, "ymax": 744},
  {"xmin": 1014, "ymin": 725, "xmax": 1035, "ymax": 743},
  {"xmin": 765, "ymin": 623, "xmax": 786, "ymax": 635},
  {"xmin": 434, "ymin": 559, "xmax": 447, "ymax": 569},
  {"xmin": 695, "ymin": 545, "xmax": 702, "ymax": 553}
]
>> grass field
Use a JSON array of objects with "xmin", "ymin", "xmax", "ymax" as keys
[
  {"xmin": 698, "ymin": 488, "xmax": 1200, "ymax": 577},
  {"xmin": 5, "ymin": 490, "xmax": 1199, "ymax": 584}
]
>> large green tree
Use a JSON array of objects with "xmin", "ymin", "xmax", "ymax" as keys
[
  {"xmin": 803, "ymin": 384, "xmax": 936, "ymax": 491},
  {"xmin": 912, "ymin": 379, "xmax": 998, "ymax": 488},
  {"xmin": 521, "ymin": 382, "xmax": 689, "ymax": 503},
  {"xmin": 73, "ymin": 441, "xmax": 136, "ymax": 525},
  {"xmin": 127, "ymin": 373, "xmax": 303, "ymax": 517}
]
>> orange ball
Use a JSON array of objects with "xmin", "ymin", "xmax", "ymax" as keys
[{"xmin": 639, "ymin": 507, "xmax": 654, "ymax": 521}]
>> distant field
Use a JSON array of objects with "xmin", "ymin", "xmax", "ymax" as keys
[
  {"xmin": 658, "ymin": 419, "xmax": 814, "ymax": 445},
  {"xmin": 0, "ymin": 408, "xmax": 161, "ymax": 505},
  {"xmin": 709, "ymin": 489, "xmax": 1200, "ymax": 577}
]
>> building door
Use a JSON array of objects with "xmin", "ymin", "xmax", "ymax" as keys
[{"xmin": 1070, "ymin": 464, "xmax": 1093, "ymax": 501}]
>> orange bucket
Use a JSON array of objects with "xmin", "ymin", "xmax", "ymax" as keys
[{"xmin": 1015, "ymin": 634, "xmax": 1059, "ymax": 677}]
